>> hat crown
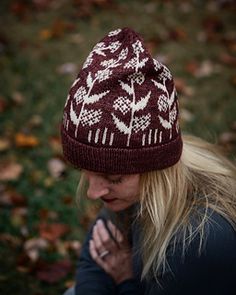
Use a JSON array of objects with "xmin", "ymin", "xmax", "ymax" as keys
[
  {"xmin": 61, "ymin": 27, "xmax": 182, "ymax": 173},
  {"xmin": 62, "ymin": 27, "xmax": 179, "ymax": 149}
]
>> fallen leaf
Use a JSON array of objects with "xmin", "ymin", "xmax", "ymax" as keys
[
  {"xmin": 35, "ymin": 259, "xmax": 72, "ymax": 283},
  {"xmin": 55, "ymin": 240, "xmax": 68, "ymax": 256},
  {"xmin": 9, "ymin": 189, "xmax": 27, "ymax": 206},
  {"xmin": 12, "ymin": 91, "xmax": 25, "ymax": 105},
  {"xmin": 39, "ymin": 19, "xmax": 75, "ymax": 40},
  {"xmin": 57, "ymin": 62, "xmax": 78, "ymax": 75},
  {"xmin": 49, "ymin": 136, "xmax": 62, "ymax": 154},
  {"xmin": 11, "ymin": 207, "xmax": 28, "ymax": 227},
  {"xmin": 20, "ymin": 226, "xmax": 29, "ymax": 237},
  {"xmin": 195, "ymin": 60, "xmax": 216, "ymax": 78},
  {"xmin": 0, "ymin": 233, "xmax": 22, "ymax": 247},
  {"xmin": 174, "ymin": 78, "xmax": 194, "ymax": 97},
  {"xmin": 0, "ymin": 162, "xmax": 23, "ymax": 181},
  {"xmin": 219, "ymin": 53, "xmax": 236, "ymax": 67},
  {"xmin": 47, "ymin": 158, "xmax": 66, "ymax": 179},
  {"xmin": 69, "ymin": 33, "xmax": 84, "ymax": 45},
  {"xmin": 32, "ymin": 0, "xmax": 53, "ymax": 10},
  {"xmin": 0, "ymin": 96, "xmax": 7, "ymax": 112},
  {"xmin": 44, "ymin": 176, "xmax": 54, "ymax": 187},
  {"xmin": 202, "ymin": 15, "xmax": 224, "ymax": 41},
  {"xmin": 180, "ymin": 109, "xmax": 195, "ymax": 123},
  {"xmin": 24, "ymin": 238, "xmax": 49, "ymax": 262},
  {"xmin": 231, "ymin": 76, "xmax": 236, "ymax": 87},
  {"xmin": 62, "ymin": 195, "xmax": 74, "ymax": 205},
  {"xmin": 39, "ymin": 208, "xmax": 58, "ymax": 220},
  {"xmin": 0, "ymin": 138, "xmax": 11, "ymax": 151},
  {"xmin": 231, "ymin": 121, "xmax": 236, "ymax": 131},
  {"xmin": 185, "ymin": 61, "xmax": 199, "ymax": 75},
  {"xmin": 10, "ymin": 1, "xmax": 29, "ymax": 19},
  {"xmin": 169, "ymin": 27, "xmax": 187, "ymax": 41},
  {"xmin": 39, "ymin": 29, "xmax": 52, "ymax": 40},
  {"xmin": 39, "ymin": 223, "xmax": 70, "ymax": 242},
  {"xmin": 28, "ymin": 115, "xmax": 43, "ymax": 128},
  {"xmin": 67, "ymin": 240, "xmax": 81, "ymax": 257},
  {"xmin": 15, "ymin": 132, "xmax": 39, "ymax": 147}
]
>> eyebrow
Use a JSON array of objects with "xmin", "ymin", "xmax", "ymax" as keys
[{"xmin": 100, "ymin": 174, "xmax": 122, "ymax": 179}]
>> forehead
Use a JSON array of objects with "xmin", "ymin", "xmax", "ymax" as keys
[{"xmin": 84, "ymin": 170, "xmax": 139, "ymax": 178}]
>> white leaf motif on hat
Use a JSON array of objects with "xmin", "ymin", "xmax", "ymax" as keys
[
  {"xmin": 82, "ymin": 52, "xmax": 93, "ymax": 69},
  {"xmin": 124, "ymin": 57, "xmax": 137, "ymax": 69},
  {"xmin": 132, "ymin": 91, "xmax": 151, "ymax": 112},
  {"xmin": 81, "ymin": 109, "xmax": 102, "ymax": 127},
  {"xmin": 85, "ymin": 90, "xmax": 110, "ymax": 104},
  {"xmin": 64, "ymin": 94, "xmax": 70, "ymax": 107},
  {"xmin": 92, "ymin": 42, "xmax": 107, "ymax": 56},
  {"xmin": 132, "ymin": 114, "xmax": 151, "ymax": 133},
  {"xmin": 138, "ymin": 57, "xmax": 148, "ymax": 69},
  {"xmin": 153, "ymin": 58, "xmax": 162, "ymax": 71},
  {"xmin": 95, "ymin": 69, "xmax": 113, "ymax": 82},
  {"xmin": 119, "ymin": 80, "xmax": 133, "ymax": 95},
  {"xmin": 157, "ymin": 94, "xmax": 169, "ymax": 112},
  {"xmin": 169, "ymin": 88, "xmax": 176, "ymax": 107},
  {"xmin": 71, "ymin": 77, "xmax": 80, "ymax": 88},
  {"xmin": 108, "ymin": 29, "xmax": 122, "ymax": 37},
  {"xmin": 112, "ymin": 113, "xmax": 130, "ymax": 134},
  {"xmin": 82, "ymin": 41, "xmax": 121, "ymax": 69},
  {"xmin": 158, "ymin": 116, "xmax": 172, "ymax": 129},
  {"xmin": 113, "ymin": 96, "xmax": 131, "ymax": 115},
  {"xmin": 109, "ymin": 41, "xmax": 122, "ymax": 53},
  {"xmin": 86, "ymin": 72, "xmax": 93, "ymax": 88},
  {"xmin": 169, "ymin": 104, "xmax": 177, "ymax": 124},
  {"xmin": 151, "ymin": 79, "xmax": 168, "ymax": 94},
  {"xmin": 70, "ymin": 102, "xmax": 80, "ymax": 137},
  {"xmin": 119, "ymin": 48, "xmax": 128, "ymax": 60},
  {"xmin": 74, "ymin": 86, "xmax": 87, "ymax": 104},
  {"xmin": 132, "ymin": 40, "xmax": 144, "ymax": 54},
  {"xmin": 128, "ymin": 72, "xmax": 145, "ymax": 85},
  {"xmin": 159, "ymin": 65, "xmax": 172, "ymax": 81},
  {"xmin": 101, "ymin": 59, "xmax": 116, "ymax": 67},
  {"xmin": 152, "ymin": 78, "xmax": 177, "ymax": 138}
]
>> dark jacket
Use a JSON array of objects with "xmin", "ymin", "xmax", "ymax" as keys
[{"xmin": 75, "ymin": 208, "xmax": 236, "ymax": 295}]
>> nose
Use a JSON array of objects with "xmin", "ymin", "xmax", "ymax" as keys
[{"xmin": 86, "ymin": 175, "xmax": 109, "ymax": 200}]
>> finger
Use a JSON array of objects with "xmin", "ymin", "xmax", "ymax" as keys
[
  {"xmin": 107, "ymin": 220, "xmax": 124, "ymax": 244},
  {"xmin": 89, "ymin": 239, "xmax": 110, "ymax": 272},
  {"xmin": 92, "ymin": 223, "xmax": 104, "ymax": 252},
  {"xmin": 96, "ymin": 219, "xmax": 118, "ymax": 250}
]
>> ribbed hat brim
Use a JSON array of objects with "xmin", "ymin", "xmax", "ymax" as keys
[{"xmin": 61, "ymin": 127, "xmax": 183, "ymax": 174}]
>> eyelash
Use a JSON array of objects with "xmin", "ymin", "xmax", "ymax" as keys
[{"xmin": 109, "ymin": 177, "xmax": 123, "ymax": 184}]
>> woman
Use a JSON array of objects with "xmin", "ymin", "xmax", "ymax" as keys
[{"xmin": 61, "ymin": 28, "xmax": 236, "ymax": 294}]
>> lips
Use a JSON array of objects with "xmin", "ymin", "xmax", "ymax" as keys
[{"xmin": 101, "ymin": 197, "xmax": 117, "ymax": 203}]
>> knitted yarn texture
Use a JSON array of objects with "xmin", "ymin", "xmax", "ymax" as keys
[{"xmin": 61, "ymin": 27, "xmax": 182, "ymax": 174}]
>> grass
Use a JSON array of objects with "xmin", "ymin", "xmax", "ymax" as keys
[{"xmin": 0, "ymin": 0, "xmax": 236, "ymax": 294}]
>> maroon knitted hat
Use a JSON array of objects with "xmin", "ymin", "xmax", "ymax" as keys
[{"xmin": 61, "ymin": 27, "xmax": 182, "ymax": 174}]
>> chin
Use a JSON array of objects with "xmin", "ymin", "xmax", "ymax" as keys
[{"xmin": 104, "ymin": 202, "xmax": 131, "ymax": 212}]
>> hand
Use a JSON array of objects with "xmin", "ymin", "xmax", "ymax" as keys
[{"xmin": 89, "ymin": 219, "xmax": 133, "ymax": 284}]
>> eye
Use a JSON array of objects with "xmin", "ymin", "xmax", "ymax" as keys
[{"xmin": 108, "ymin": 176, "xmax": 123, "ymax": 185}]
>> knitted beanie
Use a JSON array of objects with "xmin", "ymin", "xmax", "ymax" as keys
[{"xmin": 61, "ymin": 27, "xmax": 182, "ymax": 174}]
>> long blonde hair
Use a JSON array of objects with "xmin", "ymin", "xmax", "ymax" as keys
[
  {"xmin": 76, "ymin": 134, "xmax": 236, "ymax": 280},
  {"xmin": 139, "ymin": 134, "xmax": 236, "ymax": 280}
]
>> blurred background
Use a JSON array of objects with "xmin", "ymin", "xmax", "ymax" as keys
[{"xmin": 0, "ymin": 0, "xmax": 236, "ymax": 294}]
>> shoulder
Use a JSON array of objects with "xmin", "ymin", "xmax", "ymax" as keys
[
  {"xmin": 174, "ymin": 210, "xmax": 236, "ymax": 263},
  {"xmin": 155, "ymin": 211, "xmax": 236, "ymax": 294},
  {"xmin": 195, "ymin": 210, "xmax": 236, "ymax": 258}
]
